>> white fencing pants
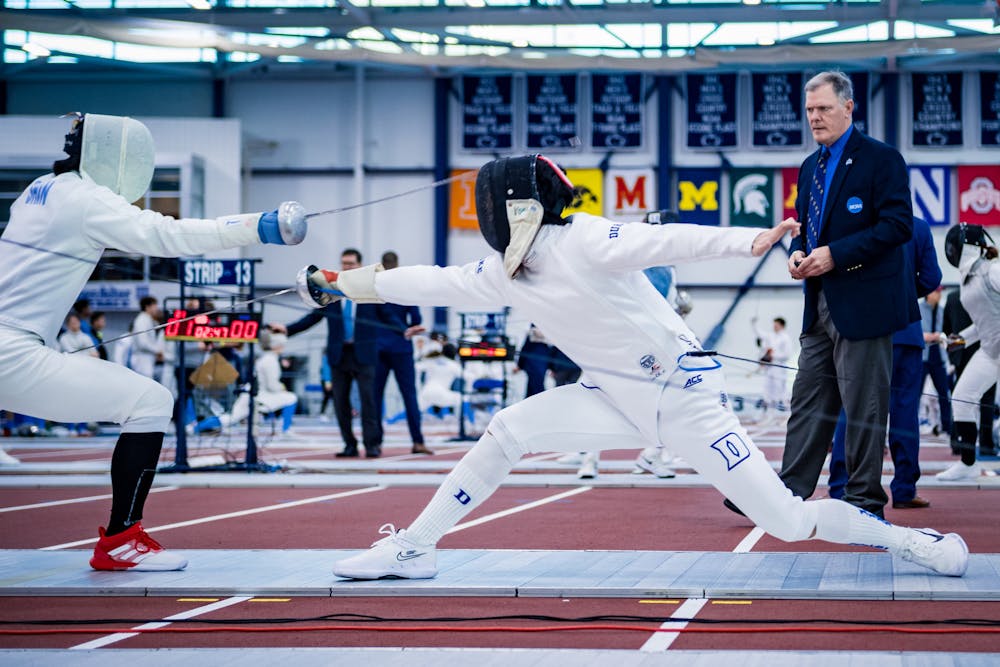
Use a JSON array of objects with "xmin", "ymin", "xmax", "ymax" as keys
[
  {"xmin": 952, "ymin": 349, "xmax": 1000, "ymax": 424},
  {"xmin": 0, "ymin": 326, "xmax": 173, "ymax": 433}
]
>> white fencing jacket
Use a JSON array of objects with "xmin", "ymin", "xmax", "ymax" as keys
[
  {"xmin": 372, "ymin": 214, "xmax": 762, "ymax": 443},
  {"xmin": 958, "ymin": 256, "xmax": 1000, "ymax": 360}
]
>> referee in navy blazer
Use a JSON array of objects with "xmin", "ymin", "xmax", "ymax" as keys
[{"xmin": 780, "ymin": 70, "xmax": 918, "ymax": 518}]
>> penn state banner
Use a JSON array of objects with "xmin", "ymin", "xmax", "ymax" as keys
[
  {"xmin": 981, "ymin": 72, "xmax": 1000, "ymax": 147},
  {"xmin": 911, "ymin": 72, "xmax": 963, "ymax": 147},
  {"xmin": 605, "ymin": 168, "xmax": 655, "ymax": 222},
  {"xmin": 448, "ymin": 169, "xmax": 479, "ymax": 230},
  {"xmin": 461, "ymin": 75, "xmax": 513, "ymax": 151},
  {"xmin": 686, "ymin": 73, "xmax": 738, "ymax": 149},
  {"xmin": 850, "ymin": 71, "xmax": 869, "ymax": 136},
  {"xmin": 563, "ymin": 168, "xmax": 604, "ymax": 217},
  {"xmin": 730, "ymin": 168, "xmax": 775, "ymax": 228},
  {"xmin": 909, "ymin": 165, "xmax": 952, "ymax": 226},
  {"xmin": 676, "ymin": 168, "xmax": 721, "ymax": 226},
  {"xmin": 751, "ymin": 72, "xmax": 803, "ymax": 148},
  {"xmin": 957, "ymin": 165, "xmax": 1000, "ymax": 226},
  {"xmin": 590, "ymin": 73, "xmax": 643, "ymax": 149},
  {"xmin": 526, "ymin": 74, "xmax": 579, "ymax": 150},
  {"xmin": 781, "ymin": 167, "xmax": 800, "ymax": 221}
]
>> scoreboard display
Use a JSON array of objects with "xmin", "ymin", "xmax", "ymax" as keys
[{"xmin": 163, "ymin": 309, "xmax": 262, "ymax": 344}]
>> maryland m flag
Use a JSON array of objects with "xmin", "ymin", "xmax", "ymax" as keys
[
  {"xmin": 605, "ymin": 168, "xmax": 655, "ymax": 222},
  {"xmin": 676, "ymin": 168, "xmax": 721, "ymax": 226},
  {"xmin": 564, "ymin": 168, "xmax": 604, "ymax": 216},
  {"xmin": 730, "ymin": 168, "xmax": 774, "ymax": 228},
  {"xmin": 448, "ymin": 169, "xmax": 479, "ymax": 230}
]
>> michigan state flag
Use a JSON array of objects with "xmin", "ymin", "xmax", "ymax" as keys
[{"xmin": 730, "ymin": 168, "xmax": 774, "ymax": 228}]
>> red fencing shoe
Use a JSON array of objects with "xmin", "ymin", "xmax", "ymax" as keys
[{"xmin": 89, "ymin": 524, "xmax": 188, "ymax": 571}]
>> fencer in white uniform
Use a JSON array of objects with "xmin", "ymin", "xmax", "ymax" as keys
[
  {"xmin": 129, "ymin": 296, "xmax": 163, "ymax": 378},
  {"xmin": 0, "ymin": 113, "xmax": 308, "ymax": 571},
  {"xmin": 296, "ymin": 154, "xmax": 968, "ymax": 580},
  {"xmin": 937, "ymin": 223, "xmax": 1000, "ymax": 481},
  {"xmin": 752, "ymin": 315, "xmax": 793, "ymax": 415}
]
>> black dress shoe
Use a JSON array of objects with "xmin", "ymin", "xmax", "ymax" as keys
[
  {"xmin": 365, "ymin": 447, "xmax": 381, "ymax": 458},
  {"xmin": 722, "ymin": 498, "xmax": 746, "ymax": 517},
  {"xmin": 892, "ymin": 496, "xmax": 930, "ymax": 509},
  {"xmin": 335, "ymin": 449, "xmax": 359, "ymax": 458},
  {"xmin": 411, "ymin": 443, "xmax": 434, "ymax": 455}
]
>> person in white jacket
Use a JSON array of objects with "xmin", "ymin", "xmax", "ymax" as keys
[
  {"xmin": 297, "ymin": 154, "xmax": 968, "ymax": 580},
  {"xmin": 128, "ymin": 296, "xmax": 163, "ymax": 378},
  {"xmin": 0, "ymin": 113, "xmax": 307, "ymax": 572},
  {"xmin": 752, "ymin": 315, "xmax": 793, "ymax": 418},
  {"xmin": 58, "ymin": 313, "xmax": 99, "ymax": 357},
  {"xmin": 937, "ymin": 223, "xmax": 1000, "ymax": 481}
]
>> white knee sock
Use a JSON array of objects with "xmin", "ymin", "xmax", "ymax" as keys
[
  {"xmin": 406, "ymin": 430, "xmax": 516, "ymax": 546},
  {"xmin": 811, "ymin": 498, "xmax": 911, "ymax": 550}
]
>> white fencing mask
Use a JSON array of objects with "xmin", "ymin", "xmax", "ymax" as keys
[{"xmin": 80, "ymin": 113, "xmax": 155, "ymax": 204}]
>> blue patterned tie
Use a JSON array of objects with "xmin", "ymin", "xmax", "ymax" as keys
[
  {"xmin": 343, "ymin": 299, "xmax": 354, "ymax": 342},
  {"xmin": 806, "ymin": 148, "xmax": 829, "ymax": 254}
]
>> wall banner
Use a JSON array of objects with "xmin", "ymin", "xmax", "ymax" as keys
[
  {"xmin": 751, "ymin": 72, "xmax": 803, "ymax": 148},
  {"xmin": 590, "ymin": 73, "xmax": 643, "ymax": 149},
  {"xmin": 686, "ymin": 73, "xmax": 738, "ymax": 149},
  {"xmin": 911, "ymin": 72, "xmax": 963, "ymax": 147},
  {"xmin": 781, "ymin": 167, "xmax": 800, "ymax": 221},
  {"xmin": 909, "ymin": 165, "xmax": 952, "ymax": 226},
  {"xmin": 850, "ymin": 71, "xmax": 869, "ymax": 136},
  {"xmin": 525, "ymin": 74, "xmax": 579, "ymax": 150},
  {"xmin": 980, "ymin": 72, "xmax": 1000, "ymax": 147},
  {"xmin": 461, "ymin": 75, "xmax": 513, "ymax": 151},
  {"xmin": 957, "ymin": 165, "xmax": 1000, "ymax": 226},
  {"xmin": 564, "ymin": 168, "xmax": 604, "ymax": 217},
  {"xmin": 676, "ymin": 168, "xmax": 721, "ymax": 226},
  {"xmin": 77, "ymin": 282, "xmax": 151, "ymax": 311},
  {"xmin": 605, "ymin": 168, "xmax": 655, "ymax": 222},
  {"xmin": 448, "ymin": 169, "xmax": 479, "ymax": 230},
  {"xmin": 730, "ymin": 168, "xmax": 775, "ymax": 228}
]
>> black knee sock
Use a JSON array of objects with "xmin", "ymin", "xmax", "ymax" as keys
[
  {"xmin": 953, "ymin": 421, "xmax": 978, "ymax": 467},
  {"xmin": 107, "ymin": 432, "xmax": 164, "ymax": 536}
]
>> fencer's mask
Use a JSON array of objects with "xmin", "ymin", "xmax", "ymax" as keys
[
  {"xmin": 945, "ymin": 222, "xmax": 994, "ymax": 269},
  {"xmin": 76, "ymin": 113, "xmax": 156, "ymax": 204},
  {"xmin": 475, "ymin": 154, "xmax": 575, "ymax": 278}
]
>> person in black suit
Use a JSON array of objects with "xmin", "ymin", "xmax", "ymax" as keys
[
  {"xmin": 274, "ymin": 248, "xmax": 382, "ymax": 458},
  {"xmin": 778, "ymin": 70, "xmax": 917, "ymax": 518}
]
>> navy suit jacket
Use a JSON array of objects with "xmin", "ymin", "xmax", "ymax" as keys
[
  {"xmin": 285, "ymin": 300, "xmax": 378, "ymax": 367},
  {"xmin": 375, "ymin": 303, "xmax": 422, "ymax": 355},
  {"xmin": 791, "ymin": 129, "xmax": 918, "ymax": 340},
  {"xmin": 893, "ymin": 217, "xmax": 942, "ymax": 349}
]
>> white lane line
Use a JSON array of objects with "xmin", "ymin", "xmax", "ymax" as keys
[
  {"xmin": 69, "ymin": 595, "xmax": 251, "ymax": 650},
  {"xmin": 0, "ymin": 486, "xmax": 178, "ymax": 514},
  {"xmin": 447, "ymin": 486, "xmax": 592, "ymax": 533},
  {"xmin": 640, "ymin": 524, "xmax": 763, "ymax": 652},
  {"xmin": 41, "ymin": 486, "xmax": 386, "ymax": 550}
]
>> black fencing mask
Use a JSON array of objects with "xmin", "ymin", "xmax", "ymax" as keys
[{"xmin": 945, "ymin": 223, "xmax": 993, "ymax": 268}]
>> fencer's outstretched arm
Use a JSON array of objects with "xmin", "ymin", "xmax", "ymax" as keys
[
  {"xmin": 82, "ymin": 186, "xmax": 305, "ymax": 256},
  {"xmin": 573, "ymin": 214, "xmax": 799, "ymax": 273}
]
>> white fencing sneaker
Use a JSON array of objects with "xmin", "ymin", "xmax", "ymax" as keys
[
  {"xmin": 633, "ymin": 450, "xmax": 676, "ymax": 479},
  {"xmin": 333, "ymin": 523, "xmax": 437, "ymax": 580},
  {"xmin": 0, "ymin": 448, "xmax": 20, "ymax": 465},
  {"xmin": 556, "ymin": 453, "xmax": 583, "ymax": 465},
  {"xmin": 577, "ymin": 453, "xmax": 598, "ymax": 479},
  {"xmin": 891, "ymin": 529, "xmax": 969, "ymax": 577},
  {"xmin": 936, "ymin": 461, "xmax": 982, "ymax": 482}
]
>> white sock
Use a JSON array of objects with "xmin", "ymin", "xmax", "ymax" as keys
[
  {"xmin": 406, "ymin": 431, "xmax": 515, "ymax": 546},
  {"xmin": 811, "ymin": 498, "xmax": 912, "ymax": 551}
]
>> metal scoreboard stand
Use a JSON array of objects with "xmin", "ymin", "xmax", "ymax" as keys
[
  {"xmin": 161, "ymin": 258, "xmax": 273, "ymax": 473},
  {"xmin": 451, "ymin": 311, "xmax": 514, "ymax": 442}
]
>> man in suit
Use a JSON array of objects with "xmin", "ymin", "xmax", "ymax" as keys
[
  {"xmin": 374, "ymin": 251, "xmax": 432, "ymax": 455},
  {"xmin": 779, "ymin": 70, "xmax": 917, "ymax": 518},
  {"xmin": 275, "ymin": 248, "xmax": 382, "ymax": 458}
]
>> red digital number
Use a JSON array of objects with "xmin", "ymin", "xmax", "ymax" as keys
[{"xmin": 164, "ymin": 309, "xmax": 185, "ymax": 337}]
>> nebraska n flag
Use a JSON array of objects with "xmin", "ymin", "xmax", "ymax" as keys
[{"xmin": 957, "ymin": 165, "xmax": 1000, "ymax": 226}]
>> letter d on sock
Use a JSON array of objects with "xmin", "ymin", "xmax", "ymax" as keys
[{"xmin": 454, "ymin": 489, "xmax": 472, "ymax": 505}]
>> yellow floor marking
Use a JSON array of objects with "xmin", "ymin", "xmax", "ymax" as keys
[
  {"xmin": 177, "ymin": 598, "xmax": 219, "ymax": 602},
  {"xmin": 250, "ymin": 598, "xmax": 291, "ymax": 602},
  {"xmin": 638, "ymin": 600, "xmax": 681, "ymax": 604},
  {"xmin": 711, "ymin": 600, "xmax": 753, "ymax": 605}
]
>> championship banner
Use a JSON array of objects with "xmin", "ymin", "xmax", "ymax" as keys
[
  {"xmin": 751, "ymin": 72, "xmax": 803, "ymax": 148},
  {"xmin": 676, "ymin": 168, "xmax": 721, "ymax": 226},
  {"xmin": 686, "ymin": 73, "xmax": 738, "ymax": 149},
  {"xmin": 909, "ymin": 166, "xmax": 952, "ymax": 226},
  {"xmin": 526, "ymin": 74, "xmax": 579, "ymax": 150},
  {"xmin": 605, "ymin": 168, "xmax": 655, "ymax": 222},
  {"xmin": 730, "ymin": 168, "xmax": 775, "ymax": 228},
  {"xmin": 981, "ymin": 72, "xmax": 1000, "ymax": 147},
  {"xmin": 850, "ymin": 71, "xmax": 869, "ymax": 136},
  {"xmin": 957, "ymin": 165, "xmax": 1000, "ymax": 226},
  {"xmin": 590, "ymin": 73, "xmax": 643, "ymax": 149},
  {"xmin": 461, "ymin": 75, "xmax": 513, "ymax": 151},
  {"xmin": 912, "ymin": 72, "xmax": 963, "ymax": 147},
  {"xmin": 781, "ymin": 167, "xmax": 800, "ymax": 220},
  {"xmin": 564, "ymin": 168, "xmax": 604, "ymax": 216},
  {"xmin": 448, "ymin": 169, "xmax": 479, "ymax": 230}
]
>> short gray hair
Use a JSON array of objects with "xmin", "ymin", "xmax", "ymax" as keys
[{"xmin": 805, "ymin": 71, "xmax": 854, "ymax": 104}]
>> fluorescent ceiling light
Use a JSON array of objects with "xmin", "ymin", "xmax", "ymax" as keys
[
  {"xmin": 22, "ymin": 42, "xmax": 51, "ymax": 57},
  {"xmin": 189, "ymin": 0, "xmax": 212, "ymax": 9}
]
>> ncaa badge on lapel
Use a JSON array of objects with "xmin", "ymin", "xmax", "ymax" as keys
[{"xmin": 847, "ymin": 197, "xmax": 863, "ymax": 214}]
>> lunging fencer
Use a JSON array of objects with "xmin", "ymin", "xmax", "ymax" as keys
[
  {"xmin": 295, "ymin": 154, "xmax": 968, "ymax": 580},
  {"xmin": 0, "ymin": 113, "xmax": 308, "ymax": 571},
  {"xmin": 937, "ymin": 223, "xmax": 1000, "ymax": 482}
]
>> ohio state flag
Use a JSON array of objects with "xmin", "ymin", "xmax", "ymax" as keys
[{"xmin": 957, "ymin": 165, "xmax": 1000, "ymax": 226}]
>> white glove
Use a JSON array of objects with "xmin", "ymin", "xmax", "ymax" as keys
[{"xmin": 296, "ymin": 264, "xmax": 342, "ymax": 309}]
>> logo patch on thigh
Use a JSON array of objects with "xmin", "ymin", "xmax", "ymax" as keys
[{"xmin": 710, "ymin": 432, "xmax": 751, "ymax": 470}]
